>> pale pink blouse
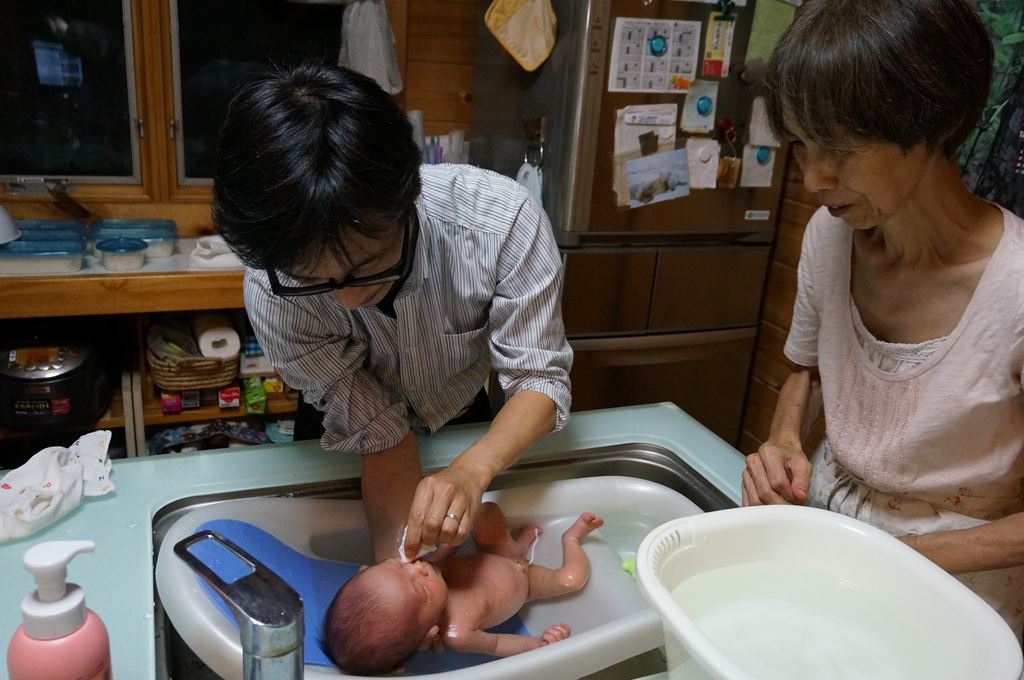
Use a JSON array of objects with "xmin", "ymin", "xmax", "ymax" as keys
[{"xmin": 785, "ymin": 206, "xmax": 1024, "ymax": 637}]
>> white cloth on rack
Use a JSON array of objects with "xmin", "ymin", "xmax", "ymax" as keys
[
  {"xmin": 0, "ymin": 431, "xmax": 115, "ymax": 541},
  {"xmin": 187, "ymin": 235, "xmax": 243, "ymax": 270},
  {"xmin": 338, "ymin": 0, "xmax": 403, "ymax": 94}
]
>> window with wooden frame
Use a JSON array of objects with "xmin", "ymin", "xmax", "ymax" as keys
[{"xmin": 0, "ymin": 0, "xmax": 407, "ymax": 235}]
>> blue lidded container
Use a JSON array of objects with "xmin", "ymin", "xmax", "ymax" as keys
[
  {"xmin": 15, "ymin": 219, "xmax": 86, "ymax": 242},
  {"xmin": 89, "ymin": 219, "xmax": 178, "ymax": 257},
  {"xmin": 0, "ymin": 239, "xmax": 86, "ymax": 275},
  {"xmin": 95, "ymin": 237, "xmax": 147, "ymax": 271}
]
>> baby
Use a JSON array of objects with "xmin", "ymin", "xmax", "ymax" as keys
[{"xmin": 320, "ymin": 502, "xmax": 604, "ymax": 675}]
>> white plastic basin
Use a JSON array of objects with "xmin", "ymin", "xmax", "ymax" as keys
[{"xmin": 636, "ymin": 505, "xmax": 1023, "ymax": 680}]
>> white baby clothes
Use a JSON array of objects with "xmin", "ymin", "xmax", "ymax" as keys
[{"xmin": 0, "ymin": 431, "xmax": 115, "ymax": 541}]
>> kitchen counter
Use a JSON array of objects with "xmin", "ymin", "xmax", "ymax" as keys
[{"xmin": 0, "ymin": 403, "xmax": 743, "ymax": 678}]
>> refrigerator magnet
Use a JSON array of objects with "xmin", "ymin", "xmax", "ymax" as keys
[{"xmin": 681, "ymin": 81, "xmax": 719, "ymax": 133}]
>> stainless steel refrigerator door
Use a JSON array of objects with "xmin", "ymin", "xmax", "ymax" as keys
[
  {"xmin": 575, "ymin": 0, "xmax": 786, "ymax": 240},
  {"xmin": 471, "ymin": 0, "xmax": 786, "ymax": 244}
]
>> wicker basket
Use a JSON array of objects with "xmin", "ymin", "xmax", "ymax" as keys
[{"xmin": 147, "ymin": 349, "xmax": 239, "ymax": 391}]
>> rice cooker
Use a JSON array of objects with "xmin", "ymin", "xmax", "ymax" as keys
[{"xmin": 0, "ymin": 343, "xmax": 112, "ymax": 430}]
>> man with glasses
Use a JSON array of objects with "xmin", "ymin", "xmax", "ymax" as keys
[{"xmin": 213, "ymin": 63, "xmax": 572, "ymax": 564}]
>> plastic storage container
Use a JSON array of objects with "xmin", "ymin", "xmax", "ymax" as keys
[
  {"xmin": 15, "ymin": 220, "xmax": 86, "ymax": 242},
  {"xmin": 89, "ymin": 219, "xmax": 178, "ymax": 258},
  {"xmin": 636, "ymin": 505, "xmax": 1024, "ymax": 680},
  {"xmin": 0, "ymin": 240, "xmax": 85, "ymax": 275},
  {"xmin": 95, "ymin": 237, "xmax": 147, "ymax": 271}
]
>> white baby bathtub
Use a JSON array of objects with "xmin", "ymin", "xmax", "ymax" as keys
[{"xmin": 156, "ymin": 475, "xmax": 704, "ymax": 679}]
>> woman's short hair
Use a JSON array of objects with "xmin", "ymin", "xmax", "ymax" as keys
[
  {"xmin": 764, "ymin": 0, "xmax": 993, "ymax": 156},
  {"xmin": 213, "ymin": 62, "xmax": 422, "ymax": 272}
]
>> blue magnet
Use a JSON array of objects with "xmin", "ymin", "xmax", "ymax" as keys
[
  {"xmin": 756, "ymin": 146, "xmax": 772, "ymax": 165},
  {"xmin": 648, "ymin": 34, "xmax": 668, "ymax": 57},
  {"xmin": 696, "ymin": 96, "xmax": 713, "ymax": 116}
]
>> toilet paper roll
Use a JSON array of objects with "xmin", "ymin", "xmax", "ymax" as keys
[{"xmin": 191, "ymin": 312, "xmax": 241, "ymax": 358}]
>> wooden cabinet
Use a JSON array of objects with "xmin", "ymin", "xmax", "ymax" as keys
[
  {"xmin": 0, "ymin": 271, "xmax": 291, "ymax": 460},
  {"xmin": 562, "ymin": 246, "xmax": 769, "ymax": 446}
]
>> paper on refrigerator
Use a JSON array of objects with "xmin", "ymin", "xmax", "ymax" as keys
[
  {"xmin": 608, "ymin": 18, "xmax": 700, "ymax": 93},
  {"xmin": 613, "ymin": 104, "xmax": 678, "ymax": 205},
  {"xmin": 748, "ymin": 97, "xmax": 780, "ymax": 148},
  {"xmin": 740, "ymin": 144, "xmax": 776, "ymax": 187},
  {"xmin": 686, "ymin": 138, "xmax": 721, "ymax": 189}
]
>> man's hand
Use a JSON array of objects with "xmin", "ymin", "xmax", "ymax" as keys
[{"xmin": 402, "ymin": 462, "xmax": 486, "ymax": 559}]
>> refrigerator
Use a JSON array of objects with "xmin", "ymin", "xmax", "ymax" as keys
[{"xmin": 471, "ymin": 0, "xmax": 788, "ymax": 446}]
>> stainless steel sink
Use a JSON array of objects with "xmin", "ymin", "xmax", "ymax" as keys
[{"xmin": 151, "ymin": 443, "xmax": 735, "ymax": 680}]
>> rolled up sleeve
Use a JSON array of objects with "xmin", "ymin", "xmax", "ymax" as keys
[{"xmin": 487, "ymin": 194, "xmax": 573, "ymax": 431}]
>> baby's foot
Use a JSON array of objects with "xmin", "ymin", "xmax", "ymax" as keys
[
  {"xmin": 540, "ymin": 623, "xmax": 571, "ymax": 645},
  {"xmin": 563, "ymin": 513, "xmax": 604, "ymax": 543},
  {"xmin": 515, "ymin": 524, "xmax": 542, "ymax": 554}
]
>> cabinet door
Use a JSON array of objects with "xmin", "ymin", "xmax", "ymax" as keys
[
  {"xmin": 569, "ymin": 329, "xmax": 756, "ymax": 445},
  {"xmin": 561, "ymin": 250, "xmax": 657, "ymax": 336},
  {"xmin": 649, "ymin": 247, "xmax": 770, "ymax": 331}
]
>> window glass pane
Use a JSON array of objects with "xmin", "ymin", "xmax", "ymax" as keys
[
  {"xmin": 175, "ymin": 0, "xmax": 343, "ymax": 181},
  {"xmin": 0, "ymin": 1, "xmax": 135, "ymax": 180}
]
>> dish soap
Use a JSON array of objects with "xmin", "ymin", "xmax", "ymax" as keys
[{"xmin": 6, "ymin": 540, "xmax": 111, "ymax": 680}]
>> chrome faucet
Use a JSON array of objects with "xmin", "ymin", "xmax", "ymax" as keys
[{"xmin": 174, "ymin": 530, "xmax": 304, "ymax": 680}]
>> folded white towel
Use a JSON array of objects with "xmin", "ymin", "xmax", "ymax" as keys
[
  {"xmin": 187, "ymin": 235, "xmax": 243, "ymax": 270},
  {"xmin": 0, "ymin": 431, "xmax": 115, "ymax": 541}
]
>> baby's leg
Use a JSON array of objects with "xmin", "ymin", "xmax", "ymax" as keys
[
  {"xmin": 473, "ymin": 502, "xmax": 542, "ymax": 560},
  {"xmin": 527, "ymin": 513, "xmax": 603, "ymax": 600}
]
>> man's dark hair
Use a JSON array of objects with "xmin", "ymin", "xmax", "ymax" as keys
[
  {"xmin": 764, "ymin": 0, "xmax": 993, "ymax": 156},
  {"xmin": 212, "ymin": 62, "xmax": 422, "ymax": 272}
]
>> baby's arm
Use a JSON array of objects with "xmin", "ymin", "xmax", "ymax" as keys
[{"xmin": 444, "ymin": 624, "xmax": 571, "ymax": 656}]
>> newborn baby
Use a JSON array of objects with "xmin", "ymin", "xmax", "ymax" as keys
[{"xmin": 320, "ymin": 502, "xmax": 603, "ymax": 675}]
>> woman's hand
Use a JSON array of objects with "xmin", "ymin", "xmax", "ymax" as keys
[
  {"xmin": 742, "ymin": 439, "xmax": 812, "ymax": 506},
  {"xmin": 402, "ymin": 462, "xmax": 486, "ymax": 559}
]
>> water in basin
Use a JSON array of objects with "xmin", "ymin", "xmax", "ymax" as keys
[{"xmin": 670, "ymin": 560, "xmax": 935, "ymax": 680}]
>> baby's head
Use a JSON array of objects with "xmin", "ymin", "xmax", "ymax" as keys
[{"xmin": 320, "ymin": 557, "xmax": 449, "ymax": 675}]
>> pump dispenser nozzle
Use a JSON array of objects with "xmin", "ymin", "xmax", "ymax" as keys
[
  {"xmin": 18, "ymin": 540, "xmax": 95, "ymax": 640},
  {"xmin": 24, "ymin": 540, "xmax": 94, "ymax": 603}
]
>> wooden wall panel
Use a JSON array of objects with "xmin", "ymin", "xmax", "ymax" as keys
[
  {"xmin": 739, "ymin": 156, "xmax": 822, "ymax": 452},
  {"xmin": 406, "ymin": 0, "xmax": 477, "ymax": 137}
]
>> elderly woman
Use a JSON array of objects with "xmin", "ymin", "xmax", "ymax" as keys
[{"xmin": 742, "ymin": 0, "xmax": 1024, "ymax": 638}]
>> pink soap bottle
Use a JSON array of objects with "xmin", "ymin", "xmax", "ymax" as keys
[{"xmin": 7, "ymin": 540, "xmax": 112, "ymax": 680}]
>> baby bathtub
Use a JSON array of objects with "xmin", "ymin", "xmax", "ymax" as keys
[{"xmin": 156, "ymin": 474, "xmax": 708, "ymax": 679}]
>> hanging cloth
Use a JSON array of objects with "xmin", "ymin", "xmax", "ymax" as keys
[
  {"xmin": 485, "ymin": 0, "xmax": 557, "ymax": 72},
  {"xmin": 338, "ymin": 0, "xmax": 403, "ymax": 94}
]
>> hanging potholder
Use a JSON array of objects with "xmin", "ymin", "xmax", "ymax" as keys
[{"xmin": 485, "ymin": 0, "xmax": 557, "ymax": 72}]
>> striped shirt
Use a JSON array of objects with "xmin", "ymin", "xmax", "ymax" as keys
[{"xmin": 244, "ymin": 164, "xmax": 573, "ymax": 455}]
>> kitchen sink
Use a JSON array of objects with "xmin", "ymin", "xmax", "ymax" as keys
[{"xmin": 151, "ymin": 443, "xmax": 735, "ymax": 680}]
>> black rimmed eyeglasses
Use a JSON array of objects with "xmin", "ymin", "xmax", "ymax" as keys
[{"xmin": 266, "ymin": 213, "xmax": 419, "ymax": 297}]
